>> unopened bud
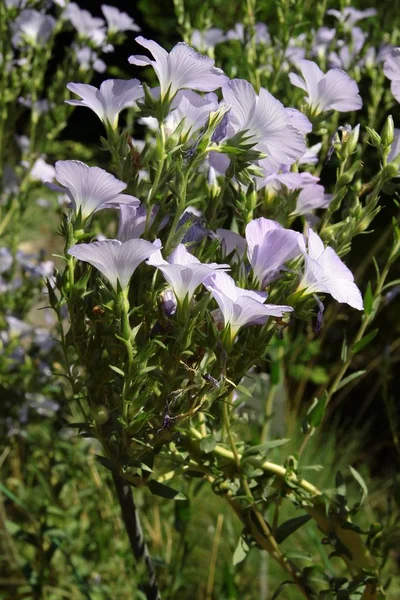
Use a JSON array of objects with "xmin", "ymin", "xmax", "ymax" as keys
[
  {"xmin": 381, "ymin": 115, "xmax": 394, "ymax": 148},
  {"xmin": 366, "ymin": 127, "xmax": 381, "ymax": 148}
]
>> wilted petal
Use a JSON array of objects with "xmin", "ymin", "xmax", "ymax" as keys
[{"xmin": 68, "ymin": 238, "xmax": 160, "ymax": 291}]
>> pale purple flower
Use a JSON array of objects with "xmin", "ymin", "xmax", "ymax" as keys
[
  {"xmin": 312, "ymin": 27, "xmax": 336, "ymax": 58},
  {"xmin": 164, "ymin": 90, "xmax": 218, "ymax": 138},
  {"xmin": 226, "ymin": 23, "xmax": 270, "ymax": 45},
  {"xmin": 0, "ymin": 248, "xmax": 13, "ymax": 274},
  {"xmin": 148, "ymin": 243, "xmax": 229, "ymax": 303},
  {"xmin": 205, "ymin": 272, "xmax": 293, "ymax": 339},
  {"xmin": 51, "ymin": 160, "xmax": 139, "ymax": 219},
  {"xmin": 128, "ymin": 36, "xmax": 228, "ymax": 98},
  {"xmin": 75, "ymin": 47, "xmax": 106, "ymax": 73},
  {"xmin": 327, "ymin": 8, "xmax": 377, "ymax": 29},
  {"xmin": 289, "ymin": 59, "xmax": 362, "ymax": 114},
  {"xmin": 328, "ymin": 27, "xmax": 366, "ymax": 70},
  {"xmin": 384, "ymin": 48, "xmax": 400, "ymax": 103},
  {"xmin": 12, "ymin": 10, "xmax": 56, "ymax": 47},
  {"xmin": 222, "ymin": 79, "xmax": 307, "ymax": 173},
  {"xmin": 66, "ymin": 79, "xmax": 143, "ymax": 129},
  {"xmin": 216, "ymin": 229, "xmax": 247, "ymax": 262},
  {"xmin": 101, "ymin": 5, "xmax": 140, "ymax": 34},
  {"xmin": 65, "ymin": 3, "xmax": 106, "ymax": 47},
  {"xmin": 255, "ymin": 168, "xmax": 318, "ymax": 193},
  {"xmin": 298, "ymin": 142, "xmax": 322, "ymax": 166},
  {"xmin": 190, "ymin": 28, "xmax": 225, "ymax": 52},
  {"xmin": 117, "ymin": 204, "xmax": 164, "ymax": 241},
  {"xmin": 284, "ymin": 39, "xmax": 306, "ymax": 68},
  {"xmin": 68, "ymin": 238, "xmax": 160, "ymax": 291},
  {"xmin": 388, "ymin": 128, "xmax": 400, "ymax": 165},
  {"xmin": 298, "ymin": 229, "xmax": 363, "ymax": 310},
  {"xmin": 246, "ymin": 218, "xmax": 302, "ymax": 286},
  {"xmin": 293, "ymin": 184, "xmax": 332, "ymax": 216},
  {"xmin": 29, "ymin": 158, "xmax": 56, "ymax": 182}
]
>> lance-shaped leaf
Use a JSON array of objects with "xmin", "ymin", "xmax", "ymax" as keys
[
  {"xmin": 128, "ymin": 36, "xmax": 228, "ymax": 98},
  {"xmin": 68, "ymin": 238, "xmax": 160, "ymax": 291},
  {"xmin": 66, "ymin": 79, "xmax": 143, "ymax": 129}
]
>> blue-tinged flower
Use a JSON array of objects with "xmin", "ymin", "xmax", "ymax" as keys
[
  {"xmin": 293, "ymin": 184, "xmax": 332, "ymax": 216},
  {"xmin": 101, "ymin": 5, "xmax": 140, "ymax": 34},
  {"xmin": 190, "ymin": 28, "xmax": 225, "ymax": 52},
  {"xmin": 66, "ymin": 79, "xmax": 143, "ymax": 129},
  {"xmin": 216, "ymin": 229, "xmax": 247, "ymax": 262},
  {"xmin": 117, "ymin": 204, "xmax": 166, "ymax": 241},
  {"xmin": 148, "ymin": 243, "xmax": 229, "ymax": 303},
  {"xmin": 297, "ymin": 229, "xmax": 363, "ymax": 310},
  {"xmin": 29, "ymin": 158, "xmax": 56, "ymax": 183},
  {"xmin": 50, "ymin": 160, "xmax": 140, "ymax": 219},
  {"xmin": 312, "ymin": 27, "xmax": 336, "ymax": 59},
  {"xmin": 0, "ymin": 248, "xmax": 13, "ymax": 274},
  {"xmin": 388, "ymin": 128, "xmax": 400, "ymax": 169},
  {"xmin": 205, "ymin": 272, "xmax": 293, "ymax": 339},
  {"xmin": 75, "ymin": 46, "xmax": 106, "ymax": 73},
  {"xmin": 68, "ymin": 238, "xmax": 160, "ymax": 291},
  {"xmin": 327, "ymin": 7, "xmax": 377, "ymax": 29},
  {"xmin": 246, "ymin": 218, "xmax": 302, "ymax": 287},
  {"xmin": 164, "ymin": 90, "xmax": 218, "ymax": 138},
  {"xmin": 226, "ymin": 23, "xmax": 270, "ymax": 45},
  {"xmin": 289, "ymin": 59, "xmax": 362, "ymax": 114},
  {"xmin": 64, "ymin": 3, "xmax": 106, "ymax": 47},
  {"xmin": 11, "ymin": 9, "xmax": 56, "ymax": 47},
  {"xmin": 384, "ymin": 49, "xmax": 400, "ymax": 103},
  {"xmin": 328, "ymin": 27, "xmax": 366, "ymax": 70},
  {"xmin": 298, "ymin": 142, "xmax": 322, "ymax": 165},
  {"xmin": 221, "ymin": 79, "xmax": 307, "ymax": 174},
  {"xmin": 128, "ymin": 36, "xmax": 228, "ymax": 99}
]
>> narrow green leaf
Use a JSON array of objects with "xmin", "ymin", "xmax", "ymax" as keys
[
  {"xmin": 352, "ymin": 329, "xmax": 378, "ymax": 354},
  {"xmin": 275, "ymin": 514, "xmax": 311, "ymax": 544},
  {"xmin": 306, "ymin": 392, "xmax": 327, "ymax": 428},
  {"xmin": 271, "ymin": 581, "xmax": 295, "ymax": 599},
  {"xmin": 364, "ymin": 282, "xmax": 373, "ymax": 316},
  {"xmin": 109, "ymin": 365, "xmax": 125, "ymax": 377},
  {"xmin": 349, "ymin": 465, "xmax": 368, "ymax": 505},
  {"xmin": 243, "ymin": 439, "xmax": 290, "ymax": 458},
  {"xmin": 200, "ymin": 435, "xmax": 217, "ymax": 454},
  {"xmin": 335, "ymin": 370, "xmax": 366, "ymax": 392},
  {"xmin": 148, "ymin": 480, "xmax": 186, "ymax": 501},
  {"xmin": 232, "ymin": 536, "xmax": 249, "ymax": 566}
]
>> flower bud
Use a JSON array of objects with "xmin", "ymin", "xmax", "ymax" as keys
[
  {"xmin": 381, "ymin": 115, "xmax": 394, "ymax": 148},
  {"xmin": 366, "ymin": 127, "xmax": 381, "ymax": 148}
]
